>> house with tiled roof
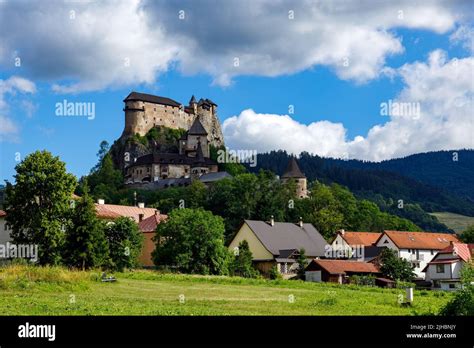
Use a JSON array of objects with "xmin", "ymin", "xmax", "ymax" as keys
[
  {"xmin": 138, "ymin": 213, "xmax": 167, "ymax": 267},
  {"xmin": 375, "ymin": 230, "xmax": 460, "ymax": 279},
  {"xmin": 330, "ymin": 230, "xmax": 382, "ymax": 261},
  {"xmin": 94, "ymin": 199, "xmax": 166, "ymax": 266},
  {"xmin": 305, "ymin": 259, "xmax": 382, "ymax": 284},
  {"xmin": 423, "ymin": 242, "xmax": 473, "ymax": 290},
  {"xmin": 228, "ymin": 217, "xmax": 327, "ymax": 278}
]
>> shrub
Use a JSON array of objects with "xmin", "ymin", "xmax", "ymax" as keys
[{"xmin": 269, "ymin": 265, "xmax": 282, "ymax": 280}]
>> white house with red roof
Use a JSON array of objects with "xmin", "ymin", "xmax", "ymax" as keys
[
  {"xmin": 423, "ymin": 242, "xmax": 473, "ymax": 290},
  {"xmin": 375, "ymin": 231, "xmax": 460, "ymax": 279}
]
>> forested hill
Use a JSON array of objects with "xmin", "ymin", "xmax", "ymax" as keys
[
  {"xmin": 331, "ymin": 149, "xmax": 474, "ymax": 202},
  {"xmin": 247, "ymin": 150, "xmax": 474, "ymax": 232}
]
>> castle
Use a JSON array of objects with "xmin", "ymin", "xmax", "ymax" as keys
[
  {"xmin": 120, "ymin": 92, "xmax": 227, "ymax": 188},
  {"xmin": 122, "ymin": 92, "xmax": 224, "ymax": 147}
]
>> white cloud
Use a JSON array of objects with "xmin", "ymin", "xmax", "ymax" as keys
[
  {"xmin": 450, "ymin": 25, "xmax": 474, "ymax": 54},
  {"xmin": 0, "ymin": 76, "xmax": 36, "ymax": 142},
  {"xmin": 0, "ymin": 0, "xmax": 468, "ymax": 91},
  {"xmin": 223, "ymin": 50, "xmax": 474, "ymax": 161}
]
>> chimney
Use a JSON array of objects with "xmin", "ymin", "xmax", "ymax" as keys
[
  {"xmin": 340, "ymin": 229, "xmax": 345, "ymax": 236},
  {"xmin": 138, "ymin": 213, "xmax": 144, "ymax": 222},
  {"xmin": 138, "ymin": 202, "xmax": 145, "ymax": 209},
  {"xmin": 270, "ymin": 215, "xmax": 274, "ymax": 227},
  {"xmin": 155, "ymin": 209, "xmax": 160, "ymax": 216},
  {"xmin": 97, "ymin": 199, "xmax": 105, "ymax": 205},
  {"xmin": 299, "ymin": 217, "xmax": 303, "ymax": 228}
]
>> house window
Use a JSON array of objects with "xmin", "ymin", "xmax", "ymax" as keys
[
  {"xmin": 280, "ymin": 263, "xmax": 288, "ymax": 274},
  {"xmin": 436, "ymin": 264, "xmax": 445, "ymax": 273},
  {"xmin": 431, "ymin": 250, "xmax": 434, "ymax": 255},
  {"xmin": 448, "ymin": 284, "xmax": 455, "ymax": 289}
]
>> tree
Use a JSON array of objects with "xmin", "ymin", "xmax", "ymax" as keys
[
  {"xmin": 153, "ymin": 208, "xmax": 229, "ymax": 275},
  {"xmin": 91, "ymin": 140, "xmax": 110, "ymax": 173},
  {"xmin": 460, "ymin": 225, "xmax": 474, "ymax": 243},
  {"xmin": 379, "ymin": 248, "xmax": 415, "ymax": 282},
  {"xmin": 229, "ymin": 240, "xmax": 259, "ymax": 278},
  {"xmin": 5, "ymin": 150, "xmax": 77, "ymax": 265},
  {"xmin": 296, "ymin": 248, "xmax": 308, "ymax": 279},
  {"xmin": 104, "ymin": 217, "xmax": 144, "ymax": 271},
  {"xmin": 64, "ymin": 186, "xmax": 109, "ymax": 269}
]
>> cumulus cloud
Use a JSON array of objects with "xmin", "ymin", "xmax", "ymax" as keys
[
  {"xmin": 0, "ymin": 76, "xmax": 36, "ymax": 142},
  {"xmin": 0, "ymin": 0, "xmax": 177, "ymax": 93},
  {"xmin": 0, "ymin": 0, "xmax": 468, "ymax": 91},
  {"xmin": 223, "ymin": 50, "xmax": 474, "ymax": 161}
]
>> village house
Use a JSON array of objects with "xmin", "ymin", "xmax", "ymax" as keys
[
  {"xmin": 330, "ymin": 230, "xmax": 382, "ymax": 261},
  {"xmin": 375, "ymin": 230, "xmax": 460, "ymax": 279},
  {"xmin": 305, "ymin": 259, "xmax": 381, "ymax": 284},
  {"xmin": 228, "ymin": 217, "xmax": 327, "ymax": 278},
  {"xmin": 423, "ymin": 242, "xmax": 473, "ymax": 291},
  {"xmin": 94, "ymin": 199, "xmax": 166, "ymax": 266}
]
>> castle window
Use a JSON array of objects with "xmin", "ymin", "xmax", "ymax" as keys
[{"xmin": 154, "ymin": 108, "xmax": 156, "ymax": 111}]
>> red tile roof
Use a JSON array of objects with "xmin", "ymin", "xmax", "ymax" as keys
[
  {"xmin": 308, "ymin": 259, "xmax": 380, "ymax": 275},
  {"xmin": 94, "ymin": 203, "xmax": 157, "ymax": 222},
  {"xmin": 381, "ymin": 230, "xmax": 460, "ymax": 250},
  {"xmin": 0, "ymin": 210, "xmax": 6, "ymax": 217},
  {"xmin": 437, "ymin": 242, "xmax": 472, "ymax": 262},
  {"xmin": 339, "ymin": 231, "xmax": 382, "ymax": 246},
  {"xmin": 138, "ymin": 213, "xmax": 167, "ymax": 232}
]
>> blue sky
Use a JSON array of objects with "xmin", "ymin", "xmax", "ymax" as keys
[{"xmin": 0, "ymin": 0, "xmax": 473, "ymax": 182}]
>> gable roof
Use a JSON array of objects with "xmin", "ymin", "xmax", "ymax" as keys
[
  {"xmin": 188, "ymin": 118, "xmax": 208, "ymax": 135},
  {"xmin": 380, "ymin": 230, "xmax": 460, "ymax": 250},
  {"xmin": 244, "ymin": 220, "xmax": 327, "ymax": 257},
  {"xmin": 138, "ymin": 213, "xmax": 168, "ymax": 233},
  {"xmin": 124, "ymin": 92, "xmax": 181, "ymax": 108},
  {"xmin": 307, "ymin": 259, "xmax": 380, "ymax": 275},
  {"xmin": 281, "ymin": 157, "xmax": 305, "ymax": 178},
  {"xmin": 437, "ymin": 242, "xmax": 472, "ymax": 262},
  {"xmin": 95, "ymin": 203, "xmax": 158, "ymax": 223},
  {"xmin": 338, "ymin": 231, "xmax": 382, "ymax": 246}
]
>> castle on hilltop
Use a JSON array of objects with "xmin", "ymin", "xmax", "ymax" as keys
[
  {"xmin": 116, "ymin": 91, "xmax": 229, "ymax": 189},
  {"xmin": 122, "ymin": 92, "xmax": 224, "ymax": 147}
]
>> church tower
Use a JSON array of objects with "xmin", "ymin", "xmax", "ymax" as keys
[{"xmin": 281, "ymin": 157, "xmax": 308, "ymax": 198}]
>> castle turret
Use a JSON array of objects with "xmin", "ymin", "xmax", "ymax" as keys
[
  {"xmin": 281, "ymin": 157, "xmax": 308, "ymax": 198},
  {"xmin": 187, "ymin": 117, "xmax": 209, "ymax": 158},
  {"xmin": 191, "ymin": 141, "xmax": 210, "ymax": 178}
]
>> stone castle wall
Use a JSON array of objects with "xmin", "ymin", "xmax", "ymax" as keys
[{"xmin": 123, "ymin": 99, "xmax": 224, "ymax": 147}]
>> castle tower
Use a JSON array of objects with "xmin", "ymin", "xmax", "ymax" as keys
[
  {"xmin": 191, "ymin": 141, "xmax": 209, "ymax": 178},
  {"xmin": 281, "ymin": 157, "xmax": 308, "ymax": 198},
  {"xmin": 187, "ymin": 117, "xmax": 209, "ymax": 158}
]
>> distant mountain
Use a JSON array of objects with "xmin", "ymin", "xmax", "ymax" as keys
[
  {"xmin": 331, "ymin": 149, "xmax": 474, "ymax": 202},
  {"xmin": 247, "ymin": 149, "xmax": 474, "ymax": 232}
]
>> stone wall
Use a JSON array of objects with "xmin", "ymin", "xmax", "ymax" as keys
[{"xmin": 123, "ymin": 98, "xmax": 225, "ymax": 147}]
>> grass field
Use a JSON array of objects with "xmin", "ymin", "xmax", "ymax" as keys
[
  {"xmin": 0, "ymin": 265, "xmax": 453, "ymax": 316},
  {"xmin": 430, "ymin": 212, "xmax": 474, "ymax": 234}
]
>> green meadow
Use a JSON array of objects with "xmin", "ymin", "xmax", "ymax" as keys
[
  {"xmin": 0, "ymin": 265, "xmax": 453, "ymax": 316},
  {"xmin": 430, "ymin": 212, "xmax": 474, "ymax": 234}
]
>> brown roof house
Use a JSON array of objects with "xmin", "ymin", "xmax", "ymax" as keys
[
  {"xmin": 94, "ymin": 199, "xmax": 167, "ymax": 267},
  {"xmin": 305, "ymin": 259, "xmax": 381, "ymax": 284},
  {"xmin": 375, "ymin": 230, "xmax": 460, "ymax": 279},
  {"xmin": 228, "ymin": 217, "xmax": 327, "ymax": 278},
  {"xmin": 423, "ymin": 242, "xmax": 473, "ymax": 291},
  {"xmin": 330, "ymin": 230, "xmax": 383, "ymax": 261}
]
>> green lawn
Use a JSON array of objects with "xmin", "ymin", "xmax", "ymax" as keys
[
  {"xmin": 0, "ymin": 266, "xmax": 453, "ymax": 315},
  {"xmin": 430, "ymin": 212, "xmax": 474, "ymax": 234}
]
